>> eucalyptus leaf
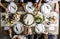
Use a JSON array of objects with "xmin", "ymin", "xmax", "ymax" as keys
[{"xmin": 35, "ymin": 15, "xmax": 45, "ymax": 24}]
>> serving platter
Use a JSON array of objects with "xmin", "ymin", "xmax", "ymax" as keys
[{"xmin": 23, "ymin": 13, "xmax": 35, "ymax": 26}]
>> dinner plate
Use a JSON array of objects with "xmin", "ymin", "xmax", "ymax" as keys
[
  {"xmin": 23, "ymin": 14, "xmax": 34, "ymax": 26},
  {"xmin": 25, "ymin": 2, "xmax": 35, "ymax": 13},
  {"xmin": 35, "ymin": 24, "xmax": 45, "ymax": 34},
  {"xmin": 13, "ymin": 22, "xmax": 24, "ymax": 34},
  {"xmin": 41, "ymin": 3, "xmax": 51, "ymax": 16},
  {"xmin": 8, "ymin": 1, "xmax": 18, "ymax": 13}
]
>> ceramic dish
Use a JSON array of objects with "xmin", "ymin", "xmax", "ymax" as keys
[
  {"xmin": 25, "ymin": 2, "xmax": 35, "ymax": 13},
  {"xmin": 13, "ymin": 22, "xmax": 24, "ymax": 34},
  {"xmin": 8, "ymin": 1, "xmax": 18, "ymax": 13},
  {"xmin": 35, "ymin": 24, "xmax": 45, "ymax": 34},
  {"xmin": 41, "ymin": 3, "xmax": 51, "ymax": 16},
  {"xmin": 23, "ymin": 13, "xmax": 34, "ymax": 26},
  {"xmin": 23, "ymin": 14, "xmax": 34, "ymax": 25}
]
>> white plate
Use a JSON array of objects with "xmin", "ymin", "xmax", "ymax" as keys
[
  {"xmin": 25, "ymin": 2, "xmax": 35, "ymax": 13},
  {"xmin": 35, "ymin": 24, "xmax": 45, "ymax": 34},
  {"xmin": 13, "ymin": 22, "xmax": 24, "ymax": 34},
  {"xmin": 8, "ymin": 1, "xmax": 18, "ymax": 13},
  {"xmin": 23, "ymin": 14, "xmax": 34, "ymax": 25},
  {"xmin": 41, "ymin": 3, "xmax": 51, "ymax": 16}
]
